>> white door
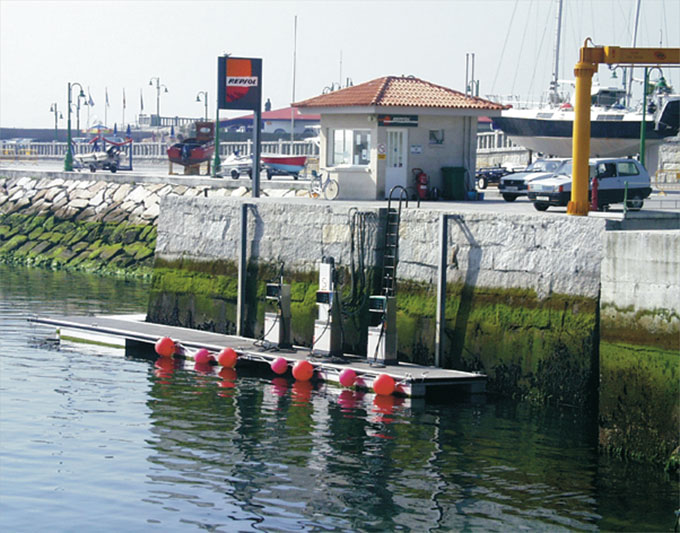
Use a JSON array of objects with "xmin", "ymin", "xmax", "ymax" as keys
[{"xmin": 385, "ymin": 128, "xmax": 408, "ymax": 198}]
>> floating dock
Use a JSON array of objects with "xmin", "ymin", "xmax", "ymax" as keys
[{"xmin": 29, "ymin": 314, "xmax": 486, "ymax": 398}]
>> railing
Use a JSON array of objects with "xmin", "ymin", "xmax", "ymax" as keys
[
  {"xmin": 2, "ymin": 134, "xmax": 523, "ymax": 162},
  {"xmin": 476, "ymin": 131, "xmax": 523, "ymax": 152},
  {"xmin": 0, "ymin": 139, "xmax": 321, "ymax": 161}
]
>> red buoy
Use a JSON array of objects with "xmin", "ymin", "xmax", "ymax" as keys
[
  {"xmin": 270, "ymin": 357, "xmax": 288, "ymax": 375},
  {"xmin": 155, "ymin": 336, "xmax": 176, "ymax": 357},
  {"xmin": 339, "ymin": 368, "xmax": 357, "ymax": 388},
  {"xmin": 217, "ymin": 347, "xmax": 238, "ymax": 368},
  {"xmin": 194, "ymin": 348, "xmax": 211, "ymax": 365},
  {"xmin": 292, "ymin": 360, "xmax": 314, "ymax": 382},
  {"xmin": 373, "ymin": 374, "xmax": 395, "ymax": 396}
]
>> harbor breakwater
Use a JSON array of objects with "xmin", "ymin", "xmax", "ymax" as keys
[{"xmin": 0, "ymin": 173, "xmax": 677, "ymax": 467}]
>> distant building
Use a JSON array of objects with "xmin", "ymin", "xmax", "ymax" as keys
[{"xmin": 219, "ymin": 107, "xmax": 320, "ymax": 136}]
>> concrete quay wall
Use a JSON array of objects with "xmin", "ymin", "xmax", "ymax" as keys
[{"xmin": 601, "ymin": 230, "xmax": 680, "ymax": 349}]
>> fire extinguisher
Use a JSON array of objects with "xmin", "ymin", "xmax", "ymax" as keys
[{"xmin": 412, "ymin": 168, "xmax": 429, "ymax": 200}]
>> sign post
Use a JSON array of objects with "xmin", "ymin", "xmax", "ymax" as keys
[{"xmin": 218, "ymin": 56, "xmax": 263, "ymax": 197}]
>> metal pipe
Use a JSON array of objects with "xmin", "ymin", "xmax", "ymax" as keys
[
  {"xmin": 435, "ymin": 213, "xmax": 448, "ymax": 367},
  {"xmin": 236, "ymin": 202, "xmax": 248, "ymax": 336}
]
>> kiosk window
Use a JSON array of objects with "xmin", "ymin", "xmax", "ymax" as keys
[{"xmin": 329, "ymin": 129, "xmax": 371, "ymax": 166}]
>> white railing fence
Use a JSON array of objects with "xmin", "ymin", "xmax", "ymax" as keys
[{"xmin": 2, "ymin": 133, "xmax": 518, "ymax": 162}]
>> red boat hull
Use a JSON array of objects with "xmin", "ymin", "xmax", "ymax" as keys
[{"xmin": 167, "ymin": 141, "xmax": 214, "ymax": 166}]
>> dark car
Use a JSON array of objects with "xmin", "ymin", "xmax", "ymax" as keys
[{"xmin": 475, "ymin": 166, "xmax": 511, "ymax": 189}]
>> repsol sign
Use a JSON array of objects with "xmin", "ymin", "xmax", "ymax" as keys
[{"xmin": 218, "ymin": 57, "xmax": 262, "ymax": 111}]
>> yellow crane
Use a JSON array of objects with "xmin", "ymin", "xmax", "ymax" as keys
[{"xmin": 568, "ymin": 42, "xmax": 680, "ymax": 216}]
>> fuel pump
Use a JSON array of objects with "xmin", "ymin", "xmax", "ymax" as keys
[
  {"xmin": 367, "ymin": 295, "xmax": 398, "ymax": 365},
  {"xmin": 263, "ymin": 268, "xmax": 292, "ymax": 349},
  {"xmin": 313, "ymin": 256, "xmax": 343, "ymax": 357}
]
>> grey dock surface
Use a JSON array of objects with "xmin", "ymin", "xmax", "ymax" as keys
[{"xmin": 30, "ymin": 314, "xmax": 486, "ymax": 398}]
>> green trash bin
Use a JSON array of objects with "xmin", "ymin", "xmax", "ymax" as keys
[{"xmin": 441, "ymin": 167, "xmax": 467, "ymax": 200}]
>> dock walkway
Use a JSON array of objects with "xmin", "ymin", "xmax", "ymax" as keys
[{"xmin": 30, "ymin": 314, "xmax": 486, "ymax": 398}]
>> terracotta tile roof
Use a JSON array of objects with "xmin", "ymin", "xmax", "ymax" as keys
[{"xmin": 293, "ymin": 76, "xmax": 507, "ymax": 111}]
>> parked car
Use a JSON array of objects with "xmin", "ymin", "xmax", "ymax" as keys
[
  {"xmin": 498, "ymin": 158, "xmax": 569, "ymax": 201},
  {"xmin": 527, "ymin": 158, "xmax": 651, "ymax": 211},
  {"xmin": 475, "ymin": 165, "xmax": 510, "ymax": 189}
]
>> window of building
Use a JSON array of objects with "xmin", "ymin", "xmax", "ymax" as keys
[{"xmin": 329, "ymin": 129, "xmax": 371, "ymax": 166}]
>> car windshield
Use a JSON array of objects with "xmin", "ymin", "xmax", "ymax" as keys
[
  {"xmin": 555, "ymin": 161, "xmax": 599, "ymax": 178},
  {"xmin": 527, "ymin": 159, "xmax": 566, "ymax": 172}
]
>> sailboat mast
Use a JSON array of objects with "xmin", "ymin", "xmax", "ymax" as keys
[
  {"xmin": 291, "ymin": 15, "xmax": 298, "ymax": 149},
  {"xmin": 626, "ymin": 0, "xmax": 642, "ymax": 107},
  {"xmin": 549, "ymin": 0, "xmax": 564, "ymax": 105}
]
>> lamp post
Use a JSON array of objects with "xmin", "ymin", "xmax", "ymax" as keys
[
  {"xmin": 64, "ymin": 82, "xmax": 85, "ymax": 171},
  {"xmin": 49, "ymin": 103, "xmax": 62, "ymax": 141},
  {"xmin": 196, "ymin": 91, "xmax": 208, "ymax": 120},
  {"xmin": 149, "ymin": 77, "xmax": 168, "ymax": 127}
]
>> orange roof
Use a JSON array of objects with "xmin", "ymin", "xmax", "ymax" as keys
[{"xmin": 293, "ymin": 76, "xmax": 507, "ymax": 111}]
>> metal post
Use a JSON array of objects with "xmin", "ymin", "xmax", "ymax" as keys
[
  {"xmin": 64, "ymin": 83, "xmax": 73, "ymax": 171},
  {"xmin": 640, "ymin": 67, "xmax": 648, "ymax": 167},
  {"xmin": 567, "ymin": 55, "xmax": 595, "ymax": 216},
  {"xmin": 435, "ymin": 213, "xmax": 448, "ymax": 367},
  {"xmin": 252, "ymin": 108, "xmax": 261, "ymax": 198},
  {"xmin": 236, "ymin": 202, "xmax": 248, "ymax": 336}
]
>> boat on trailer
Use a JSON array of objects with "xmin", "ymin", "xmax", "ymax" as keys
[{"xmin": 167, "ymin": 121, "xmax": 215, "ymax": 167}]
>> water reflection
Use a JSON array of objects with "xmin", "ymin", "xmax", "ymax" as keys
[{"xmin": 1, "ymin": 265, "xmax": 677, "ymax": 532}]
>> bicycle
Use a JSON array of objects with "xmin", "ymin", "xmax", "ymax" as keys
[{"xmin": 307, "ymin": 171, "xmax": 339, "ymax": 200}]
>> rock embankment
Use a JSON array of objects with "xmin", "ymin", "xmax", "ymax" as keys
[{"xmin": 0, "ymin": 175, "xmax": 228, "ymax": 275}]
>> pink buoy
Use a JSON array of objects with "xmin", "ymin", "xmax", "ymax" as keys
[
  {"xmin": 373, "ymin": 373, "xmax": 396, "ymax": 396},
  {"xmin": 339, "ymin": 368, "xmax": 357, "ymax": 388},
  {"xmin": 292, "ymin": 360, "xmax": 314, "ymax": 382},
  {"xmin": 194, "ymin": 348, "xmax": 211, "ymax": 365},
  {"xmin": 270, "ymin": 357, "xmax": 288, "ymax": 375},
  {"xmin": 155, "ymin": 336, "xmax": 176, "ymax": 357},
  {"xmin": 217, "ymin": 347, "xmax": 238, "ymax": 368}
]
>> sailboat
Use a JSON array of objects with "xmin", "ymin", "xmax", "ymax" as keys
[{"xmin": 490, "ymin": 0, "xmax": 679, "ymax": 160}]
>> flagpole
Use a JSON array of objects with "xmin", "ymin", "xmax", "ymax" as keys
[{"xmin": 122, "ymin": 89, "xmax": 126, "ymax": 130}]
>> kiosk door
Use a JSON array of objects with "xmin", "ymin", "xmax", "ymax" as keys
[{"xmin": 385, "ymin": 129, "xmax": 408, "ymax": 198}]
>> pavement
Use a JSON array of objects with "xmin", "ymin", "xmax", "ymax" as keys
[{"xmin": 2, "ymin": 158, "xmax": 679, "ymax": 215}]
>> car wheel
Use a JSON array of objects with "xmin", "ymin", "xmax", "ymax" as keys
[
  {"xmin": 626, "ymin": 195, "xmax": 643, "ymax": 211},
  {"xmin": 109, "ymin": 164, "xmax": 117, "ymax": 173},
  {"xmin": 477, "ymin": 177, "xmax": 487, "ymax": 189},
  {"xmin": 231, "ymin": 169, "xmax": 239, "ymax": 180},
  {"xmin": 89, "ymin": 164, "xmax": 97, "ymax": 173},
  {"xmin": 266, "ymin": 169, "xmax": 273, "ymax": 180},
  {"xmin": 533, "ymin": 202, "xmax": 549, "ymax": 211},
  {"xmin": 502, "ymin": 194, "xmax": 517, "ymax": 202}
]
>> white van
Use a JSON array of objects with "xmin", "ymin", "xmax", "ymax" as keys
[{"xmin": 527, "ymin": 158, "xmax": 651, "ymax": 211}]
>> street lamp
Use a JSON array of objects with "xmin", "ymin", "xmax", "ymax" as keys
[
  {"xmin": 149, "ymin": 77, "xmax": 168, "ymax": 127},
  {"xmin": 64, "ymin": 82, "xmax": 85, "ymax": 171},
  {"xmin": 196, "ymin": 91, "xmax": 208, "ymax": 120},
  {"xmin": 49, "ymin": 103, "xmax": 63, "ymax": 141},
  {"xmin": 70, "ymin": 91, "xmax": 88, "ymax": 133}
]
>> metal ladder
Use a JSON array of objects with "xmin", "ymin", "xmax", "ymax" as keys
[{"xmin": 381, "ymin": 186, "xmax": 409, "ymax": 297}]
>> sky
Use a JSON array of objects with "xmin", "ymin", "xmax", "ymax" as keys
[{"xmin": 1, "ymin": 0, "xmax": 678, "ymax": 130}]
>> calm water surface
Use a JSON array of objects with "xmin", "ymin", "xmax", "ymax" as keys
[{"xmin": 0, "ymin": 265, "xmax": 677, "ymax": 532}]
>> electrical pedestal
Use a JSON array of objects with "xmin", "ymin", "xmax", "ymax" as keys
[
  {"xmin": 313, "ymin": 258, "xmax": 343, "ymax": 357},
  {"xmin": 263, "ymin": 283, "xmax": 292, "ymax": 349},
  {"xmin": 367, "ymin": 295, "xmax": 398, "ymax": 365}
]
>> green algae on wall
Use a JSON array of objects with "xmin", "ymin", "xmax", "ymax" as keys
[
  {"xmin": 394, "ymin": 281, "xmax": 599, "ymax": 408},
  {"xmin": 0, "ymin": 213, "xmax": 156, "ymax": 277},
  {"xmin": 599, "ymin": 341, "xmax": 679, "ymax": 466}
]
